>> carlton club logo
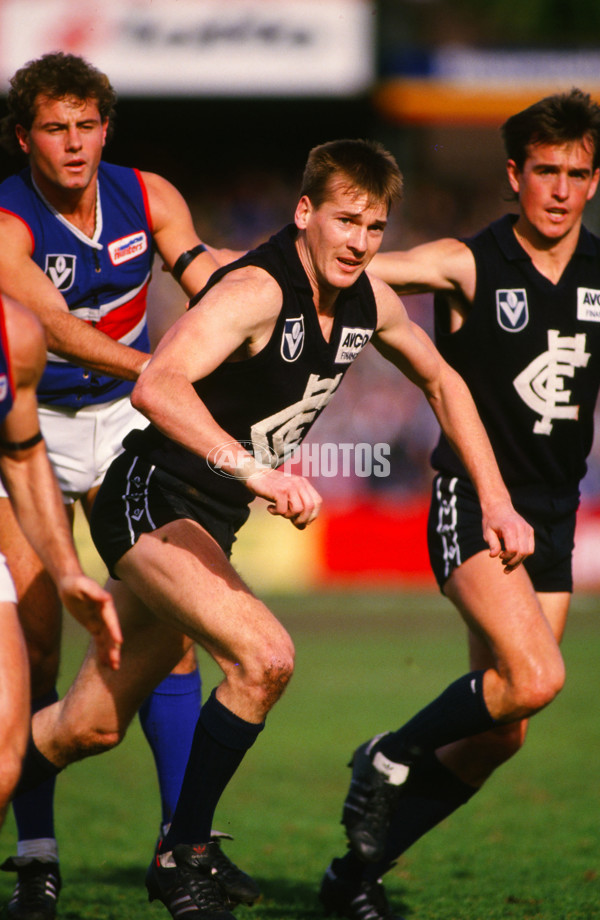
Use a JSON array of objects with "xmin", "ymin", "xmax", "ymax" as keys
[
  {"xmin": 496, "ymin": 288, "xmax": 528, "ymax": 332},
  {"xmin": 513, "ymin": 329, "xmax": 590, "ymax": 435}
]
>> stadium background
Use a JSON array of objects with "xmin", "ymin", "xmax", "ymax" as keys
[{"xmin": 2, "ymin": 0, "xmax": 600, "ymax": 592}]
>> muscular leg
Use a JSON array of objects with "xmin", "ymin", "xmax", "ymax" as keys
[
  {"xmin": 332, "ymin": 554, "xmax": 570, "ymax": 889},
  {"xmin": 0, "ymin": 601, "xmax": 30, "ymax": 829},
  {"xmin": 0, "ymin": 496, "xmax": 62, "ymax": 863},
  {"xmin": 28, "ymin": 518, "xmax": 294, "ymax": 846},
  {"xmin": 82, "ymin": 487, "xmax": 202, "ymax": 831}
]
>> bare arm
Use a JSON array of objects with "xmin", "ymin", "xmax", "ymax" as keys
[
  {"xmin": 143, "ymin": 171, "xmax": 221, "ymax": 297},
  {"xmin": 0, "ymin": 211, "xmax": 148, "ymax": 380},
  {"xmin": 0, "ymin": 297, "xmax": 122, "ymax": 667},
  {"xmin": 132, "ymin": 267, "xmax": 321, "ymax": 528},
  {"xmin": 368, "ymin": 237, "xmax": 477, "ymax": 300},
  {"xmin": 371, "ymin": 278, "xmax": 533, "ymax": 570}
]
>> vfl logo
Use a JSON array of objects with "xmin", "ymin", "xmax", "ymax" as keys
[
  {"xmin": 577, "ymin": 287, "xmax": 600, "ymax": 322},
  {"xmin": 281, "ymin": 316, "xmax": 304, "ymax": 362},
  {"xmin": 108, "ymin": 231, "xmax": 148, "ymax": 266},
  {"xmin": 45, "ymin": 254, "xmax": 76, "ymax": 291},
  {"xmin": 335, "ymin": 326, "xmax": 374, "ymax": 364},
  {"xmin": 0, "ymin": 374, "xmax": 7, "ymax": 401},
  {"xmin": 496, "ymin": 289, "xmax": 528, "ymax": 331},
  {"xmin": 513, "ymin": 329, "xmax": 590, "ymax": 435}
]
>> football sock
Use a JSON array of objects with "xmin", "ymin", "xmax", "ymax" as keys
[
  {"xmin": 13, "ymin": 690, "xmax": 59, "ymax": 846},
  {"xmin": 363, "ymin": 752, "xmax": 477, "ymax": 881},
  {"xmin": 162, "ymin": 689, "xmax": 264, "ymax": 849},
  {"xmin": 138, "ymin": 669, "xmax": 202, "ymax": 828},
  {"xmin": 332, "ymin": 753, "xmax": 476, "ymax": 886},
  {"xmin": 374, "ymin": 670, "xmax": 494, "ymax": 764}
]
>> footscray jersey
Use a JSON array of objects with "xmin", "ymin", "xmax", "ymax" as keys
[
  {"xmin": 431, "ymin": 214, "xmax": 600, "ymax": 489},
  {"xmin": 0, "ymin": 162, "xmax": 153, "ymax": 409},
  {"xmin": 0, "ymin": 295, "xmax": 14, "ymax": 426},
  {"xmin": 124, "ymin": 223, "xmax": 377, "ymax": 507}
]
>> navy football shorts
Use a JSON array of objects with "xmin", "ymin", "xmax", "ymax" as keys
[
  {"xmin": 90, "ymin": 451, "xmax": 251, "ymax": 578},
  {"xmin": 427, "ymin": 473, "xmax": 579, "ymax": 593}
]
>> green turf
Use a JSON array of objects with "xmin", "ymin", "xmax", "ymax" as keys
[{"xmin": 1, "ymin": 590, "xmax": 598, "ymax": 919}]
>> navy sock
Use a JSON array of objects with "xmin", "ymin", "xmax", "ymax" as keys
[
  {"xmin": 163, "ymin": 689, "xmax": 264, "ymax": 849},
  {"xmin": 138, "ymin": 669, "xmax": 202, "ymax": 828},
  {"xmin": 376, "ymin": 671, "xmax": 494, "ymax": 763},
  {"xmin": 13, "ymin": 689, "xmax": 59, "ymax": 843},
  {"xmin": 332, "ymin": 753, "xmax": 477, "ymax": 886},
  {"xmin": 363, "ymin": 752, "xmax": 477, "ymax": 881}
]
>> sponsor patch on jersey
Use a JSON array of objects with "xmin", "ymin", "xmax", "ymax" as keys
[
  {"xmin": 281, "ymin": 316, "xmax": 305, "ymax": 362},
  {"xmin": 577, "ymin": 287, "xmax": 600, "ymax": 322},
  {"xmin": 108, "ymin": 231, "xmax": 148, "ymax": 266},
  {"xmin": 0, "ymin": 374, "xmax": 8, "ymax": 402},
  {"xmin": 334, "ymin": 326, "xmax": 374, "ymax": 364},
  {"xmin": 45, "ymin": 254, "xmax": 76, "ymax": 291},
  {"xmin": 496, "ymin": 289, "xmax": 528, "ymax": 332}
]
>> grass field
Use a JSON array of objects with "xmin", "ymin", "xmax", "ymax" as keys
[{"xmin": 0, "ymin": 587, "xmax": 599, "ymax": 920}]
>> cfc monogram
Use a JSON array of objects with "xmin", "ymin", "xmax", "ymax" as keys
[{"xmin": 513, "ymin": 330, "xmax": 590, "ymax": 435}]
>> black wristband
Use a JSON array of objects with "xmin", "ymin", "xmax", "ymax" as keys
[
  {"xmin": 172, "ymin": 243, "xmax": 208, "ymax": 284},
  {"xmin": 0, "ymin": 430, "xmax": 43, "ymax": 451}
]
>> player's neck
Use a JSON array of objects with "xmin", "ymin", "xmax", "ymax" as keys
[
  {"xmin": 512, "ymin": 216, "xmax": 581, "ymax": 285},
  {"xmin": 33, "ymin": 171, "xmax": 98, "ymax": 238}
]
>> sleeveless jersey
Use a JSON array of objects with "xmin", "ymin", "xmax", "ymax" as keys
[
  {"xmin": 0, "ymin": 294, "xmax": 15, "ymax": 426},
  {"xmin": 0, "ymin": 162, "xmax": 153, "ymax": 409},
  {"xmin": 124, "ymin": 223, "xmax": 378, "ymax": 507},
  {"xmin": 431, "ymin": 214, "xmax": 600, "ymax": 489}
]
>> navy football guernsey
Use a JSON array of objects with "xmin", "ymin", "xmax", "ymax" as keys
[
  {"xmin": 0, "ymin": 295, "xmax": 14, "ymax": 426},
  {"xmin": 124, "ymin": 224, "xmax": 377, "ymax": 506},
  {"xmin": 0, "ymin": 162, "xmax": 153, "ymax": 409},
  {"xmin": 431, "ymin": 214, "xmax": 600, "ymax": 489}
]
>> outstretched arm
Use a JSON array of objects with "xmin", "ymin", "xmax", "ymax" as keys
[
  {"xmin": 0, "ymin": 297, "xmax": 122, "ymax": 668},
  {"xmin": 371, "ymin": 278, "xmax": 534, "ymax": 571},
  {"xmin": 368, "ymin": 237, "xmax": 477, "ymax": 300}
]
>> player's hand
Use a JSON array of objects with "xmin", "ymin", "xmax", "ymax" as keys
[
  {"xmin": 245, "ymin": 468, "xmax": 322, "ymax": 529},
  {"xmin": 57, "ymin": 574, "xmax": 123, "ymax": 670},
  {"xmin": 481, "ymin": 501, "xmax": 534, "ymax": 573}
]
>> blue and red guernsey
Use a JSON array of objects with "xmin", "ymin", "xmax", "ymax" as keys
[
  {"xmin": 0, "ymin": 162, "xmax": 153, "ymax": 409},
  {"xmin": 0, "ymin": 294, "xmax": 15, "ymax": 425}
]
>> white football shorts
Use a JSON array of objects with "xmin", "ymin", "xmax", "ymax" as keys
[{"xmin": 0, "ymin": 396, "xmax": 148, "ymax": 503}]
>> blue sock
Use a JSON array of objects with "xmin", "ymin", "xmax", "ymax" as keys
[
  {"xmin": 139, "ymin": 669, "xmax": 202, "ymax": 829},
  {"xmin": 13, "ymin": 689, "xmax": 59, "ymax": 846},
  {"xmin": 163, "ymin": 689, "xmax": 264, "ymax": 849}
]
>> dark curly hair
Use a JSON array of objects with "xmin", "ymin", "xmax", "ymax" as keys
[{"xmin": 0, "ymin": 51, "xmax": 117, "ymax": 156}]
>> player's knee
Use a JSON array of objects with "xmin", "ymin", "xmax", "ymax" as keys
[
  {"xmin": 244, "ymin": 635, "xmax": 295, "ymax": 711},
  {"xmin": 512, "ymin": 654, "xmax": 565, "ymax": 715},
  {"xmin": 66, "ymin": 721, "xmax": 125, "ymax": 760}
]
